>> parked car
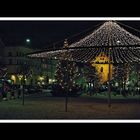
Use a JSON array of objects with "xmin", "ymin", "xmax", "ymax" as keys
[
  {"xmin": 24, "ymin": 85, "xmax": 42, "ymax": 94},
  {"xmin": 41, "ymin": 85, "xmax": 53, "ymax": 96}
]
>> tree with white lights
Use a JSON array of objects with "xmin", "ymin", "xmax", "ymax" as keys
[
  {"xmin": 84, "ymin": 64, "xmax": 100, "ymax": 95},
  {"xmin": 112, "ymin": 63, "xmax": 131, "ymax": 95},
  {"xmin": 55, "ymin": 39, "xmax": 79, "ymax": 91}
]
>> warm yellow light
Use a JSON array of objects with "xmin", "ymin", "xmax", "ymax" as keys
[
  {"xmin": 42, "ymin": 82, "xmax": 45, "ymax": 85},
  {"xmin": 93, "ymin": 64, "xmax": 113, "ymax": 83},
  {"xmin": 11, "ymin": 75, "xmax": 16, "ymax": 84},
  {"xmin": 17, "ymin": 75, "xmax": 23, "ymax": 81},
  {"xmin": 38, "ymin": 76, "xmax": 44, "ymax": 81},
  {"xmin": 49, "ymin": 79, "xmax": 55, "ymax": 84},
  {"xmin": 91, "ymin": 53, "xmax": 113, "ymax": 84}
]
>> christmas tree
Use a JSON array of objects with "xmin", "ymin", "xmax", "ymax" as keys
[
  {"xmin": 84, "ymin": 64, "xmax": 100, "ymax": 95},
  {"xmin": 112, "ymin": 63, "xmax": 131, "ymax": 96},
  {"xmin": 55, "ymin": 39, "xmax": 79, "ymax": 92}
]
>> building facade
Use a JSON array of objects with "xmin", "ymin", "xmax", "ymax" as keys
[{"xmin": 0, "ymin": 45, "xmax": 57, "ymax": 86}]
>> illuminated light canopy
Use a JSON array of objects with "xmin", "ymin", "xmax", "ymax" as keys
[
  {"xmin": 28, "ymin": 21, "xmax": 140, "ymax": 64},
  {"xmin": 69, "ymin": 21, "xmax": 140, "ymax": 47}
]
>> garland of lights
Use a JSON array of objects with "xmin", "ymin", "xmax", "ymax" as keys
[
  {"xmin": 69, "ymin": 21, "xmax": 140, "ymax": 47},
  {"xmin": 28, "ymin": 21, "xmax": 140, "ymax": 64}
]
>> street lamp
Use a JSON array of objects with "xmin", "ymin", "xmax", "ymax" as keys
[
  {"xmin": 26, "ymin": 38, "xmax": 30, "ymax": 43},
  {"xmin": 17, "ymin": 74, "xmax": 23, "ymax": 81},
  {"xmin": 25, "ymin": 38, "xmax": 31, "ymax": 46}
]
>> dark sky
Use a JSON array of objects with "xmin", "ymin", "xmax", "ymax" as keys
[{"xmin": 0, "ymin": 21, "xmax": 140, "ymax": 49}]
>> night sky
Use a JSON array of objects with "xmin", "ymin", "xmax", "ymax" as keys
[{"xmin": 0, "ymin": 21, "xmax": 140, "ymax": 49}]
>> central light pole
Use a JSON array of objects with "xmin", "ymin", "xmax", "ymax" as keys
[
  {"xmin": 108, "ymin": 47, "xmax": 111, "ymax": 107},
  {"xmin": 108, "ymin": 21, "xmax": 112, "ymax": 108},
  {"xmin": 22, "ymin": 75, "xmax": 25, "ymax": 105}
]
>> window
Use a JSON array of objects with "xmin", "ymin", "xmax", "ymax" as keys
[
  {"xmin": 20, "ymin": 60, "xmax": 23, "ymax": 65},
  {"xmin": 17, "ymin": 60, "xmax": 19, "ymax": 65},
  {"xmin": 8, "ymin": 52, "xmax": 12, "ymax": 57},
  {"xmin": 20, "ymin": 52, "xmax": 24, "ymax": 56},
  {"xmin": 18, "ymin": 52, "xmax": 23, "ymax": 56},
  {"xmin": 9, "ymin": 59, "xmax": 12, "ymax": 65}
]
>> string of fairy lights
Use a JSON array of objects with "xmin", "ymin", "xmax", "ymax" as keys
[
  {"xmin": 28, "ymin": 21, "xmax": 140, "ymax": 64},
  {"xmin": 69, "ymin": 21, "xmax": 140, "ymax": 47}
]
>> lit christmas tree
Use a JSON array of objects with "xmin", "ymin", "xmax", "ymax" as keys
[
  {"xmin": 84, "ymin": 64, "xmax": 100, "ymax": 95},
  {"xmin": 55, "ymin": 39, "xmax": 79, "ymax": 92},
  {"xmin": 128, "ymin": 63, "xmax": 139, "ymax": 90},
  {"xmin": 112, "ymin": 63, "xmax": 131, "ymax": 94}
]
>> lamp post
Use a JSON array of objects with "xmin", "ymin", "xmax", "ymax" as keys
[
  {"xmin": 17, "ymin": 74, "xmax": 23, "ymax": 99},
  {"xmin": 22, "ymin": 75, "xmax": 25, "ymax": 105},
  {"xmin": 22, "ymin": 62, "xmax": 27, "ymax": 105},
  {"xmin": 65, "ymin": 59, "xmax": 68, "ymax": 112}
]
